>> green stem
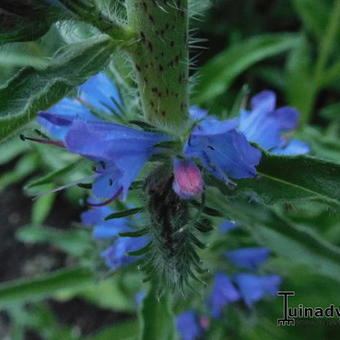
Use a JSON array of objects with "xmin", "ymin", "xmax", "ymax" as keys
[
  {"xmin": 126, "ymin": 0, "xmax": 189, "ymax": 134},
  {"xmin": 303, "ymin": 0, "xmax": 340, "ymax": 124},
  {"xmin": 138, "ymin": 281, "xmax": 175, "ymax": 340}
]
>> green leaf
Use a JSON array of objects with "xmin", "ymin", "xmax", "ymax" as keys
[
  {"xmin": 0, "ymin": 267, "xmax": 94, "ymax": 308},
  {"xmin": 193, "ymin": 34, "xmax": 299, "ymax": 104},
  {"xmin": 321, "ymin": 60, "xmax": 340, "ymax": 87},
  {"xmin": 0, "ymin": 153, "xmax": 38, "ymax": 191},
  {"xmin": 285, "ymin": 35, "xmax": 314, "ymax": 116},
  {"xmin": 119, "ymin": 228, "xmax": 149, "ymax": 238},
  {"xmin": 0, "ymin": 1, "xmax": 69, "ymax": 44},
  {"xmin": 0, "ymin": 53, "xmax": 48, "ymax": 69},
  {"xmin": 220, "ymin": 153, "xmax": 340, "ymax": 210},
  {"xmin": 26, "ymin": 159, "xmax": 83, "ymax": 189},
  {"xmin": 31, "ymin": 185, "xmax": 56, "ymax": 225},
  {"xmin": 291, "ymin": 0, "xmax": 330, "ymax": 40},
  {"xmin": 105, "ymin": 207, "xmax": 143, "ymax": 220},
  {"xmin": 17, "ymin": 225, "xmax": 91, "ymax": 257},
  {"xmin": 0, "ymin": 35, "xmax": 114, "ymax": 143},
  {"xmin": 208, "ymin": 192, "xmax": 340, "ymax": 284},
  {"xmin": 139, "ymin": 286, "xmax": 175, "ymax": 340}
]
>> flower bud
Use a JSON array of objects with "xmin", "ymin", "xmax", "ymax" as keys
[{"xmin": 173, "ymin": 158, "xmax": 204, "ymax": 199}]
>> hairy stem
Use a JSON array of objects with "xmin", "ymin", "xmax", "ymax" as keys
[{"xmin": 126, "ymin": 0, "xmax": 189, "ymax": 134}]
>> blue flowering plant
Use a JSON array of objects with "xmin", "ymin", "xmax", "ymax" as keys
[
  {"xmin": 24, "ymin": 69, "xmax": 309, "ymax": 292},
  {"xmin": 1, "ymin": 0, "xmax": 340, "ymax": 338}
]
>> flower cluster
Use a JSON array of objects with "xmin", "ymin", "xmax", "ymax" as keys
[
  {"xmin": 81, "ymin": 205, "xmax": 148, "ymax": 269},
  {"xmin": 176, "ymin": 222, "xmax": 281, "ymax": 340},
  {"xmin": 33, "ymin": 73, "xmax": 308, "ymax": 205}
]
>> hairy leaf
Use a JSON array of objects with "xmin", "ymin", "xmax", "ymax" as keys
[
  {"xmin": 211, "ymin": 153, "xmax": 340, "ymax": 210},
  {"xmin": 0, "ymin": 0, "xmax": 71, "ymax": 44},
  {"xmin": 0, "ymin": 36, "xmax": 114, "ymax": 142}
]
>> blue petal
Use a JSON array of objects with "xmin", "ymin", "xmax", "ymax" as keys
[
  {"xmin": 38, "ymin": 96, "xmax": 99, "ymax": 140},
  {"xmin": 176, "ymin": 310, "xmax": 202, "ymax": 340},
  {"xmin": 208, "ymin": 273, "xmax": 240, "ymax": 318},
  {"xmin": 238, "ymin": 90, "xmax": 301, "ymax": 151},
  {"xmin": 101, "ymin": 235, "xmax": 149, "ymax": 270},
  {"xmin": 239, "ymin": 106, "xmax": 298, "ymax": 150},
  {"xmin": 251, "ymin": 90, "xmax": 276, "ymax": 112},
  {"xmin": 64, "ymin": 120, "xmax": 166, "ymax": 199},
  {"xmin": 81, "ymin": 206, "xmax": 130, "ymax": 239},
  {"xmin": 225, "ymin": 247, "xmax": 270, "ymax": 270},
  {"xmin": 185, "ymin": 122, "xmax": 261, "ymax": 182},
  {"xmin": 79, "ymin": 72, "xmax": 121, "ymax": 113},
  {"xmin": 189, "ymin": 106, "xmax": 208, "ymax": 121},
  {"xmin": 233, "ymin": 273, "xmax": 281, "ymax": 307},
  {"xmin": 219, "ymin": 220, "xmax": 238, "ymax": 233},
  {"xmin": 92, "ymin": 165, "xmax": 123, "ymax": 200},
  {"xmin": 271, "ymin": 139, "xmax": 310, "ymax": 155}
]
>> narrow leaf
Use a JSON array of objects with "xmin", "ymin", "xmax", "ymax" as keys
[
  {"xmin": 208, "ymin": 192, "xmax": 340, "ymax": 284},
  {"xmin": 194, "ymin": 34, "xmax": 299, "ymax": 103},
  {"xmin": 105, "ymin": 207, "xmax": 143, "ymax": 220},
  {"xmin": 0, "ymin": 267, "xmax": 94, "ymax": 308}
]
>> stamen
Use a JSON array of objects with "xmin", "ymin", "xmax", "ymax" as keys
[
  {"xmin": 20, "ymin": 135, "xmax": 65, "ymax": 148},
  {"xmin": 87, "ymin": 187, "xmax": 123, "ymax": 207}
]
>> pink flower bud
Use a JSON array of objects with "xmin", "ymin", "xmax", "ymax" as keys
[{"xmin": 173, "ymin": 158, "xmax": 204, "ymax": 199}]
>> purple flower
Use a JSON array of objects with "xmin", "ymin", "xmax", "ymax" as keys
[
  {"xmin": 238, "ymin": 90, "xmax": 309, "ymax": 155},
  {"xmin": 176, "ymin": 310, "xmax": 203, "ymax": 340},
  {"xmin": 233, "ymin": 273, "xmax": 282, "ymax": 307},
  {"xmin": 173, "ymin": 158, "xmax": 204, "ymax": 199},
  {"xmin": 225, "ymin": 247, "xmax": 270, "ymax": 270},
  {"xmin": 185, "ymin": 117, "xmax": 261, "ymax": 184},
  {"xmin": 207, "ymin": 273, "xmax": 240, "ymax": 318},
  {"xmin": 81, "ymin": 205, "xmax": 149, "ymax": 270}
]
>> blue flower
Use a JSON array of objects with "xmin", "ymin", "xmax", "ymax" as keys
[
  {"xmin": 63, "ymin": 120, "xmax": 166, "ymax": 200},
  {"xmin": 37, "ymin": 74, "xmax": 166, "ymax": 203},
  {"xmin": 81, "ymin": 205, "xmax": 149, "ymax": 270},
  {"xmin": 233, "ymin": 273, "xmax": 282, "ymax": 307},
  {"xmin": 207, "ymin": 273, "xmax": 240, "ymax": 318},
  {"xmin": 238, "ymin": 90, "xmax": 309, "ymax": 155},
  {"xmin": 38, "ymin": 73, "xmax": 120, "ymax": 141},
  {"xmin": 185, "ymin": 117, "xmax": 261, "ymax": 184},
  {"xmin": 81, "ymin": 206, "xmax": 130, "ymax": 239},
  {"xmin": 101, "ymin": 235, "xmax": 149, "ymax": 270},
  {"xmin": 225, "ymin": 247, "xmax": 270, "ymax": 270},
  {"xmin": 219, "ymin": 220, "xmax": 238, "ymax": 232},
  {"xmin": 176, "ymin": 310, "xmax": 203, "ymax": 340}
]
